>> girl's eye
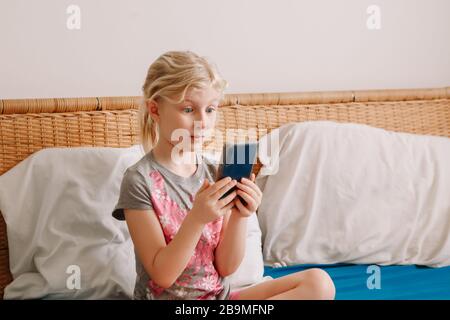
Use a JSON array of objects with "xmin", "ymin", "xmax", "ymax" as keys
[
  {"xmin": 183, "ymin": 107, "xmax": 216, "ymax": 113},
  {"xmin": 183, "ymin": 107, "xmax": 193, "ymax": 113}
]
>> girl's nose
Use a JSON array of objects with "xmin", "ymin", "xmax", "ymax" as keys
[
  {"xmin": 193, "ymin": 119, "xmax": 206, "ymax": 133},
  {"xmin": 196, "ymin": 113, "xmax": 208, "ymax": 129}
]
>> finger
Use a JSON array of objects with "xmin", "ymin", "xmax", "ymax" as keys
[
  {"xmin": 211, "ymin": 179, "xmax": 237, "ymax": 200},
  {"xmin": 207, "ymin": 177, "xmax": 232, "ymax": 195},
  {"xmin": 239, "ymin": 179, "xmax": 262, "ymax": 198},
  {"xmin": 251, "ymin": 173, "xmax": 256, "ymax": 182},
  {"xmin": 237, "ymin": 179, "xmax": 262, "ymax": 199},
  {"xmin": 236, "ymin": 190, "xmax": 257, "ymax": 208},
  {"xmin": 222, "ymin": 201, "xmax": 235, "ymax": 214},
  {"xmin": 236, "ymin": 182, "xmax": 258, "ymax": 200},
  {"xmin": 235, "ymin": 198, "xmax": 250, "ymax": 215},
  {"xmin": 197, "ymin": 179, "xmax": 209, "ymax": 193},
  {"xmin": 217, "ymin": 190, "xmax": 237, "ymax": 208},
  {"xmin": 242, "ymin": 177, "xmax": 256, "ymax": 187}
]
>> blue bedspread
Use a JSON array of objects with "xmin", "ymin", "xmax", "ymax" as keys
[{"xmin": 263, "ymin": 263, "xmax": 450, "ymax": 300}]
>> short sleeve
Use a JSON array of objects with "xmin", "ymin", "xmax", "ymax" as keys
[
  {"xmin": 112, "ymin": 168, "xmax": 153, "ymax": 220},
  {"xmin": 201, "ymin": 153, "xmax": 220, "ymax": 181}
]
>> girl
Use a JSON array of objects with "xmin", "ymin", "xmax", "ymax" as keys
[{"xmin": 112, "ymin": 51, "xmax": 335, "ymax": 300}]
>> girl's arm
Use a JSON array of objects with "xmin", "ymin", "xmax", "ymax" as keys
[
  {"xmin": 214, "ymin": 210, "xmax": 248, "ymax": 277},
  {"xmin": 125, "ymin": 208, "xmax": 206, "ymax": 289}
]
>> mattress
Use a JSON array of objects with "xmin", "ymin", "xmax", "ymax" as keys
[{"xmin": 263, "ymin": 263, "xmax": 450, "ymax": 300}]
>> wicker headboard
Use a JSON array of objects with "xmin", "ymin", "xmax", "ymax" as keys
[{"xmin": 1, "ymin": 86, "xmax": 449, "ymax": 298}]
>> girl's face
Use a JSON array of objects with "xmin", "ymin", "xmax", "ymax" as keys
[{"xmin": 149, "ymin": 86, "xmax": 221, "ymax": 151}]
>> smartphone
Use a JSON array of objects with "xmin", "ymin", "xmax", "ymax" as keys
[{"xmin": 216, "ymin": 142, "xmax": 258, "ymax": 205}]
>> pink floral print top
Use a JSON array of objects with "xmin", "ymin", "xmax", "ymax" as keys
[{"xmin": 112, "ymin": 151, "xmax": 232, "ymax": 300}]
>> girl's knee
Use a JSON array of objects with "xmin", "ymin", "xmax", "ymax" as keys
[{"xmin": 302, "ymin": 268, "xmax": 336, "ymax": 300}]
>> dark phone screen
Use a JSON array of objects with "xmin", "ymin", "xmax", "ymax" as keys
[{"xmin": 216, "ymin": 142, "xmax": 258, "ymax": 204}]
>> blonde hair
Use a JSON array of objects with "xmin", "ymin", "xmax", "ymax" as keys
[{"xmin": 139, "ymin": 51, "xmax": 228, "ymax": 154}]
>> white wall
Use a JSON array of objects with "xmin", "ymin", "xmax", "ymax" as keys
[{"xmin": 0, "ymin": 0, "xmax": 449, "ymax": 99}]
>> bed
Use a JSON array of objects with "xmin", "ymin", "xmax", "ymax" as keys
[{"xmin": 1, "ymin": 86, "xmax": 450, "ymax": 299}]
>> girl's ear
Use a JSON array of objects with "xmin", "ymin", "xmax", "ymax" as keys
[{"xmin": 146, "ymin": 99, "xmax": 160, "ymax": 122}]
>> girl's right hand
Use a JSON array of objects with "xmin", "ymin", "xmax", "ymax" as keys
[{"xmin": 189, "ymin": 177, "xmax": 237, "ymax": 225}]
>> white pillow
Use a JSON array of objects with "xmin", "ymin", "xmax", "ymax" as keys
[
  {"xmin": 256, "ymin": 121, "xmax": 450, "ymax": 268},
  {"xmin": 0, "ymin": 145, "xmax": 144, "ymax": 299}
]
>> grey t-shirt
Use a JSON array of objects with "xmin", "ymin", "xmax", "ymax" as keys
[{"xmin": 112, "ymin": 150, "xmax": 232, "ymax": 300}]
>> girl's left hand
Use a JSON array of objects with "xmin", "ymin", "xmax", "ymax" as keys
[{"xmin": 232, "ymin": 173, "xmax": 262, "ymax": 217}]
